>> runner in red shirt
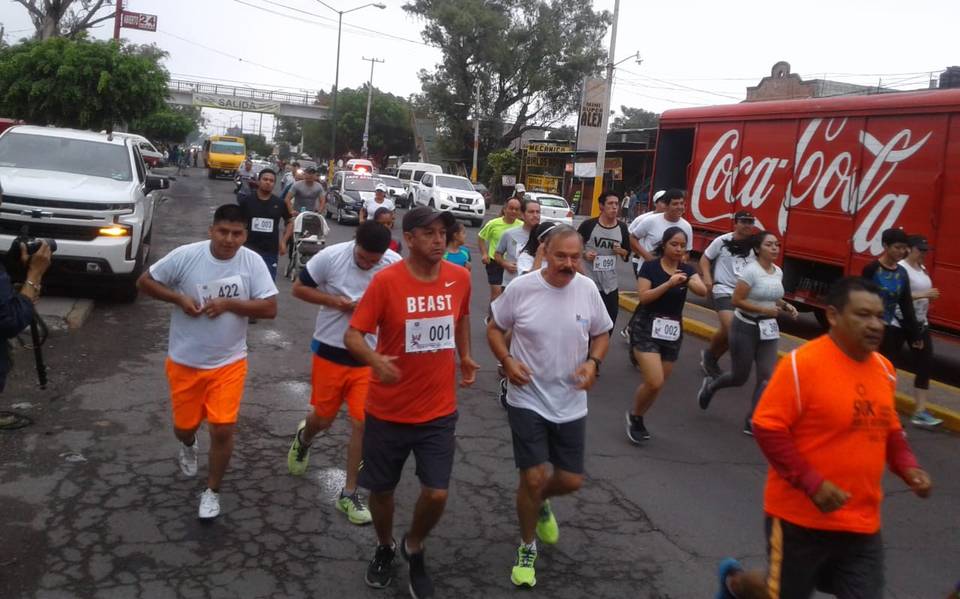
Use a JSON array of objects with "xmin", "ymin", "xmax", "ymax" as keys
[{"xmin": 345, "ymin": 206, "xmax": 479, "ymax": 599}]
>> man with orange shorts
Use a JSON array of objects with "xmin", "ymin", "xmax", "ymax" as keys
[
  {"xmin": 287, "ymin": 221, "xmax": 400, "ymax": 525},
  {"xmin": 137, "ymin": 204, "xmax": 279, "ymax": 520}
]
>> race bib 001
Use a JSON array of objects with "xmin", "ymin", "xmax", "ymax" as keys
[
  {"xmin": 251, "ymin": 217, "xmax": 274, "ymax": 233},
  {"xmin": 758, "ymin": 318, "xmax": 780, "ymax": 341},
  {"xmin": 405, "ymin": 315, "xmax": 455, "ymax": 353},
  {"xmin": 197, "ymin": 275, "xmax": 245, "ymax": 307},
  {"xmin": 651, "ymin": 317, "xmax": 681, "ymax": 341},
  {"xmin": 593, "ymin": 255, "xmax": 616, "ymax": 272}
]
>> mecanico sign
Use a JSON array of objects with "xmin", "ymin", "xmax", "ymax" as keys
[
  {"xmin": 191, "ymin": 93, "xmax": 281, "ymax": 114},
  {"xmin": 576, "ymin": 77, "xmax": 607, "ymax": 153}
]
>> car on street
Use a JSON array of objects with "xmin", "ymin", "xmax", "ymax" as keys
[
  {"xmin": 411, "ymin": 173, "xmax": 485, "ymax": 227},
  {"xmin": 473, "ymin": 181, "xmax": 493, "ymax": 208},
  {"xmin": 111, "ymin": 132, "xmax": 164, "ymax": 169},
  {"xmin": 376, "ymin": 174, "xmax": 407, "ymax": 206},
  {"xmin": 396, "ymin": 161, "xmax": 443, "ymax": 204},
  {"xmin": 0, "ymin": 125, "xmax": 169, "ymax": 301},
  {"xmin": 325, "ymin": 171, "xmax": 379, "ymax": 224},
  {"xmin": 526, "ymin": 192, "xmax": 574, "ymax": 226},
  {"xmin": 345, "ymin": 158, "xmax": 375, "ymax": 174}
]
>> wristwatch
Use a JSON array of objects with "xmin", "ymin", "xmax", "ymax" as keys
[{"xmin": 587, "ymin": 356, "xmax": 602, "ymax": 373}]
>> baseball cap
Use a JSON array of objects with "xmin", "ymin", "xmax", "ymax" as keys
[
  {"xmin": 515, "ymin": 184, "xmax": 526, "ymax": 193},
  {"xmin": 375, "ymin": 182, "xmax": 387, "ymax": 192},
  {"xmin": 652, "ymin": 190, "xmax": 667, "ymax": 204},
  {"xmin": 907, "ymin": 234, "xmax": 930, "ymax": 250},
  {"xmin": 304, "ymin": 166, "xmax": 318, "ymax": 174},
  {"xmin": 402, "ymin": 206, "xmax": 456, "ymax": 232},
  {"xmin": 881, "ymin": 228, "xmax": 909, "ymax": 246},
  {"xmin": 734, "ymin": 210, "xmax": 755, "ymax": 222}
]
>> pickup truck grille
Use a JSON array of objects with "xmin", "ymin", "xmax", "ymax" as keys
[
  {"xmin": 2, "ymin": 195, "xmax": 134, "ymax": 213},
  {"xmin": 0, "ymin": 220, "xmax": 100, "ymax": 241}
]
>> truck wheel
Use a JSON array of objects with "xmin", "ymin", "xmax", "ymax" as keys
[
  {"xmin": 109, "ymin": 244, "xmax": 146, "ymax": 303},
  {"xmin": 470, "ymin": 219, "xmax": 482, "ymax": 228}
]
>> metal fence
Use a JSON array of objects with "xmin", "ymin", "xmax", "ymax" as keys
[{"xmin": 168, "ymin": 79, "xmax": 320, "ymax": 107}]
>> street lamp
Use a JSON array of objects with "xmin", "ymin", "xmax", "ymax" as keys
[{"xmin": 315, "ymin": 1, "xmax": 387, "ymax": 175}]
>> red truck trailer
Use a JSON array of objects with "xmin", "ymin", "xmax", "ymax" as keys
[{"xmin": 652, "ymin": 89, "xmax": 960, "ymax": 333}]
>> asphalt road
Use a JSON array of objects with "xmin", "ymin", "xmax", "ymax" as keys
[{"xmin": 0, "ymin": 168, "xmax": 957, "ymax": 599}]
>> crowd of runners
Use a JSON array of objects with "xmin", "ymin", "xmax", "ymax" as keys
[{"xmin": 135, "ymin": 170, "xmax": 944, "ymax": 598}]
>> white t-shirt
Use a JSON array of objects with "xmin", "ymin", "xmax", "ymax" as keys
[
  {"xmin": 362, "ymin": 197, "xmax": 395, "ymax": 219},
  {"xmin": 305, "ymin": 240, "xmax": 401, "ymax": 348},
  {"xmin": 491, "ymin": 271, "xmax": 612, "ymax": 423},
  {"xmin": 898, "ymin": 260, "xmax": 932, "ymax": 325},
  {"xmin": 627, "ymin": 212, "xmax": 657, "ymax": 264},
  {"xmin": 703, "ymin": 232, "xmax": 756, "ymax": 297},
  {"xmin": 734, "ymin": 261, "xmax": 784, "ymax": 322},
  {"xmin": 149, "ymin": 241, "xmax": 279, "ymax": 369},
  {"xmin": 496, "ymin": 226, "xmax": 533, "ymax": 286},
  {"xmin": 629, "ymin": 213, "xmax": 693, "ymax": 260}
]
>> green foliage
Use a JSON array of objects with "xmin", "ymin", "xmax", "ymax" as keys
[
  {"xmin": 130, "ymin": 107, "xmax": 194, "ymax": 144},
  {"xmin": 275, "ymin": 117, "xmax": 302, "ymax": 146},
  {"xmin": 0, "ymin": 37, "xmax": 168, "ymax": 132},
  {"xmin": 243, "ymin": 134, "xmax": 272, "ymax": 157},
  {"xmin": 548, "ymin": 125, "xmax": 576, "ymax": 141},
  {"xmin": 302, "ymin": 85, "xmax": 415, "ymax": 162},
  {"xmin": 484, "ymin": 148, "xmax": 519, "ymax": 198},
  {"xmin": 610, "ymin": 105, "xmax": 660, "ymax": 131},
  {"xmin": 404, "ymin": 0, "xmax": 610, "ymax": 158}
]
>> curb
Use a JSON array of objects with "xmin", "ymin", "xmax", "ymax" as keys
[{"xmin": 619, "ymin": 293, "xmax": 960, "ymax": 433}]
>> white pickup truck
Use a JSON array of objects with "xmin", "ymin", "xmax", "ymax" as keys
[
  {"xmin": 0, "ymin": 125, "xmax": 169, "ymax": 301},
  {"xmin": 411, "ymin": 172, "xmax": 485, "ymax": 227}
]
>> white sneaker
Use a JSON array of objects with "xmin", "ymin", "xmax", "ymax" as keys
[
  {"xmin": 178, "ymin": 438, "xmax": 199, "ymax": 477},
  {"xmin": 198, "ymin": 488, "xmax": 220, "ymax": 519}
]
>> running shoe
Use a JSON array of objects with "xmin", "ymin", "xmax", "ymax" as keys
[
  {"xmin": 619, "ymin": 326, "xmax": 630, "ymax": 344},
  {"xmin": 625, "ymin": 411, "xmax": 650, "ymax": 444},
  {"xmin": 535, "ymin": 500, "xmax": 559, "ymax": 545},
  {"xmin": 698, "ymin": 376, "xmax": 715, "ymax": 410},
  {"xmin": 198, "ymin": 488, "xmax": 220, "ymax": 520},
  {"xmin": 742, "ymin": 419, "xmax": 754, "ymax": 436},
  {"xmin": 510, "ymin": 543, "xmax": 538, "ymax": 587},
  {"xmin": 178, "ymin": 437, "xmax": 199, "ymax": 477},
  {"xmin": 400, "ymin": 535, "xmax": 434, "ymax": 599},
  {"xmin": 365, "ymin": 541, "xmax": 396, "ymax": 589},
  {"xmin": 910, "ymin": 410, "xmax": 943, "ymax": 428},
  {"xmin": 287, "ymin": 420, "xmax": 311, "ymax": 476},
  {"xmin": 336, "ymin": 490, "xmax": 372, "ymax": 525},
  {"xmin": 700, "ymin": 349, "xmax": 722, "ymax": 378},
  {"xmin": 497, "ymin": 377, "xmax": 508, "ymax": 410},
  {"xmin": 715, "ymin": 558, "xmax": 743, "ymax": 599}
]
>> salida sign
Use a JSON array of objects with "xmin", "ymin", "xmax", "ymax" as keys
[
  {"xmin": 689, "ymin": 117, "xmax": 933, "ymax": 256},
  {"xmin": 191, "ymin": 93, "xmax": 281, "ymax": 115}
]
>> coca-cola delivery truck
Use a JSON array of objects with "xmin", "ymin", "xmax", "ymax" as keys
[{"xmin": 651, "ymin": 88, "xmax": 960, "ymax": 333}]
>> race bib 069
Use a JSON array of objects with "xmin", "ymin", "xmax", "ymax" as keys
[
  {"xmin": 593, "ymin": 255, "xmax": 616, "ymax": 272},
  {"xmin": 758, "ymin": 318, "xmax": 780, "ymax": 341},
  {"xmin": 405, "ymin": 315, "xmax": 455, "ymax": 353},
  {"xmin": 197, "ymin": 275, "xmax": 245, "ymax": 307},
  {"xmin": 251, "ymin": 217, "xmax": 274, "ymax": 233},
  {"xmin": 651, "ymin": 317, "xmax": 681, "ymax": 341}
]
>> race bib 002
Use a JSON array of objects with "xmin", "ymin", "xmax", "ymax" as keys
[
  {"xmin": 758, "ymin": 318, "xmax": 780, "ymax": 341},
  {"xmin": 593, "ymin": 255, "xmax": 616, "ymax": 272},
  {"xmin": 196, "ymin": 275, "xmax": 245, "ymax": 307},
  {"xmin": 651, "ymin": 317, "xmax": 681, "ymax": 341},
  {"xmin": 251, "ymin": 217, "xmax": 274, "ymax": 233},
  {"xmin": 405, "ymin": 315, "xmax": 455, "ymax": 353}
]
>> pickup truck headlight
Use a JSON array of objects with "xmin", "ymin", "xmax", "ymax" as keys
[{"xmin": 99, "ymin": 225, "xmax": 131, "ymax": 237}]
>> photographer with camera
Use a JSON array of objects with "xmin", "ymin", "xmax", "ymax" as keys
[{"xmin": 0, "ymin": 181, "xmax": 52, "ymax": 392}]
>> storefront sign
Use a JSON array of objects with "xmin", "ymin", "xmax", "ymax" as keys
[
  {"xmin": 525, "ymin": 174, "xmax": 562, "ymax": 194},
  {"xmin": 121, "ymin": 11, "xmax": 157, "ymax": 32},
  {"xmin": 576, "ymin": 77, "xmax": 607, "ymax": 152}
]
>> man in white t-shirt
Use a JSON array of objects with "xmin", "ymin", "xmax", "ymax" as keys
[
  {"xmin": 496, "ymin": 198, "xmax": 541, "ymax": 287},
  {"xmin": 627, "ymin": 189, "xmax": 666, "ymax": 276},
  {"xmin": 137, "ymin": 204, "xmax": 279, "ymax": 520},
  {"xmin": 359, "ymin": 183, "xmax": 395, "ymax": 223},
  {"xmin": 629, "ymin": 188, "xmax": 693, "ymax": 263},
  {"xmin": 286, "ymin": 222, "xmax": 401, "ymax": 525},
  {"xmin": 487, "ymin": 225, "xmax": 611, "ymax": 589}
]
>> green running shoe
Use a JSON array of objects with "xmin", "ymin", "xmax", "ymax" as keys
[
  {"xmin": 336, "ymin": 490, "xmax": 372, "ymax": 525},
  {"xmin": 510, "ymin": 544, "xmax": 537, "ymax": 587},
  {"xmin": 536, "ymin": 500, "xmax": 559, "ymax": 545},
  {"xmin": 287, "ymin": 420, "xmax": 311, "ymax": 476}
]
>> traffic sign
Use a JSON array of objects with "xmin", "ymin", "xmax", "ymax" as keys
[{"xmin": 121, "ymin": 11, "xmax": 157, "ymax": 32}]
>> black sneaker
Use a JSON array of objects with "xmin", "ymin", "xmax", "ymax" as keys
[
  {"xmin": 400, "ymin": 535, "xmax": 434, "ymax": 599},
  {"xmin": 625, "ymin": 411, "xmax": 650, "ymax": 444},
  {"xmin": 742, "ymin": 419, "xmax": 754, "ymax": 436},
  {"xmin": 365, "ymin": 541, "xmax": 396, "ymax": 589},
  {"xmin": 698, "ymin": 376, "xmax": 715, "ymax": 410}
]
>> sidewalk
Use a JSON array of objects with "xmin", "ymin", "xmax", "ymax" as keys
[{"xmin": 619, "ymin": 292, "xmax": 960, "ymax": 433}]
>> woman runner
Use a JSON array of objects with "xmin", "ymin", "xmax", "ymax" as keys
[
  {"xmin": 696, "ymin": 231, "xmax": 798, "ymax": 434},
  {"xmin": 626, "ymin": 227, "xmax": 706, "ymax": 443}
]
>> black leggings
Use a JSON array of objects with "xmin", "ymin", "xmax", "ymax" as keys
[
  {"xmin": 880, "ymin": 325, "xmax": 933, "ymax": 390},
  {"xmin": 600, "ymin": 288, "xmax": 619, "ymax": 333}
]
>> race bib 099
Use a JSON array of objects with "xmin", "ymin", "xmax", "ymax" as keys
[
  {"xmin": 593, "ymin": 255, "xmax": 616, "ymax": 272},
  {"xmin": 405, "ymin": 315, "xmax": 455, "ymax": 353}
]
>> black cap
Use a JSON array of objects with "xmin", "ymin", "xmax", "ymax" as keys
[
  {"xmin": 907, "ymin": 234, "xmax": 930, "ymax": 250},
  {"xmin": 733, "ymin": 210, "xmax": 755, "ymax": 221},
  {"xmin": 402, "ymin": 206, "xmax": 456, "ymax": 233},
  {"xmin": 881, "ymin": 228, "xmax": 909, "ymax": 246},
  {"xmin": 304, "ymin": 166, "xmax": 318, "ymax": 174}
]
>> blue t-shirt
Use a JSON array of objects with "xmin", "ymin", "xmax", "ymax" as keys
[
  {"xmin": 862, "ymin": 261, "xmax": 911, "ymax": 326},
  {"xmin": 444, "ymin": 246, "xmax": 470, "ymax": 267}
]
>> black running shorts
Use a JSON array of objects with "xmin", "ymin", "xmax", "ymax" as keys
[
  {"xmin": 506, "ymin": 405, "xmax": 586, "ymax": 474},
  {"xmin": 630, "ymin": 311, "xmax": 683, "ymax": 362},
  {"xmin": 359, "ymin": 412, "xmax": 458, "ymax": 493},
  {"xmin": 485, "ymin": 261, "xmax": 504, "ymax": 286}
]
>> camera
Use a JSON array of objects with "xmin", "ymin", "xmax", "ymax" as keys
[{"xmin": 22, "ymin": 238, "xmax": 57, "ymax": 255}]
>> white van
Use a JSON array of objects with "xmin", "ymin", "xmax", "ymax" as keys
[
  {"xmin": 396, "ymin": 161, "xmax": 442, "ymax": 208},
  {"xmin": 345, "ymin": 158, "xmax": 375, "ymax": 173}
]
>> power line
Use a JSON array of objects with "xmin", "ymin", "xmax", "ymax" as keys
[{"xmin": 618, "ymin": 68, "xmax": 742, "ymax": 100}]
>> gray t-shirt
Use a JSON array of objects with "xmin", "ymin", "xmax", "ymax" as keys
[
  {"xmin": 496, "ymin": 226, "xmax": 533, "ymax": 286},
  {"xmin": 735, "ymin": 261, "xmax": 784, "ymax": 321},
  {"xmin": 289, "ymin": 180, "xmax": 325, "ymax": 213},
  {"xmin": 578, "ymin": 219, "xmax": 628, "ymax": 294},
  {"xmin": 703, "ymin": 232, "xmax": 756, "ymax": 297}
]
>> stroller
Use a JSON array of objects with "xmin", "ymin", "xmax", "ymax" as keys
[{"xmin": 286, "ymin": 211, "xmax": 329, "ymax": 280}]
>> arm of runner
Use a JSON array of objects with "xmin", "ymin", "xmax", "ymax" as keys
[
  {"xmin": 136, "ymin": 271, "xmax": 201, "ymax": 317},
  {"xmin": 291, "ymin": 274, "xmax": 355, "ymax": 312},
  {"xmin": 686, "ymin": 273, "xmax": 707, "ymax": 297},
  {"xmin": 629, "ymin": 234, "xmax": 643, "ymax": 260},
  {"xmin": 487, "ymin": 320, "xmax": 532, "ymax": 386},
  {"xmin": 455, "ymin": 313, "xmax": 479, "ymax": 387},
  {"xmin": 698, "ymin": 253, "xmax": 714, "ymax": 290},
  {"xmin": 574, "ymin": 332, "xmax": 608, "ymax": 390},
  {"xmin": 636, "ymin": 271, "xmax": 686, "ymax": 305},
  {"xmin": 202, "ymin": 295, "xmax": 277, "ymax": 319},
  {"xmin": 316, "ymin": 193, "xmax": 326, "ymax": 215},
  {"xmin": 344, "ymin": 326, "xmax": 400, "ymax": 384},
  {"xmin": 284, "ymin": 190, "xmax": 296, "ymax": 214},
  {"xmin": 477, "ymin": 237, "xmax": 490, "ymax": 265},
  {"xmin": 898, "ymin": 274, "xmax": 923, "ymax": 346}
]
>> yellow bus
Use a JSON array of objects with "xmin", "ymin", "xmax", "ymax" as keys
[{"xmin": 203, "ymin": 135, "xmax": 246, "ymax": 179}]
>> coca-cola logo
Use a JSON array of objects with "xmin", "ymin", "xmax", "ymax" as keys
[{"xmin": 690, "ymin": 118, "xmax": 932, "ymax": 255}]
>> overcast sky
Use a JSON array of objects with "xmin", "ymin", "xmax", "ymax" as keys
[{"xmin": 1, "ymin": 0, "xmax": 957, "ymax": 142}]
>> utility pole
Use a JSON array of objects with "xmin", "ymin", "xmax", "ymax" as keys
[
  {"xmin": 361, "ymin": 56, "xmax": 384, "ymax": 158},
  {"xmin": 113, "ymin": 0, "xmax": 123, "ymax": 41},
  {"xmin": 590, "ymin": 0, "xmax": 619, "ymax": 217},
  {"xmin": 470, "ymin": 80, "xmax": 481, "ymax": 183}
]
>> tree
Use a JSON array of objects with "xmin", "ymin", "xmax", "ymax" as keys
[
  {"xmin": 243, "ymin": 134, "xmax": 272, "ymax": 157},
  {"xmin": 484, "ymin": 148, "xmax": 519, "ymax": 200},
  {"xmin": 130, "ymin": 108, "xmax": 194, "ymax": 144},
  {"xmin": 0, "ymin": 37, "xmax": 169, "ymax": 133},
  {"xmin": 302, "ymin": 85, "xmax": 415, "ymax": 162},
  {"xmin": 610, "ymin": 105, "xmax": 660, "ymax": 131},
  {"xmin": 14, "ymin": 0, "xmax": 116, "ymax": 41},
  {"xmin": 548, "ymin": 125, "xmax": 576, "ymax": 141},
  {"xmin": 275, "ymin": 116, "xmax": 303, "ymax": 146},
  {"xmin": 404, "ymin": 0, "xmax": 610, "ymax": 157}
]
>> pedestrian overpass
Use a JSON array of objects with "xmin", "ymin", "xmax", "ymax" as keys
[{"xmin": 166, "ymin": 79, "xmax": 329, "ymax": 120}]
